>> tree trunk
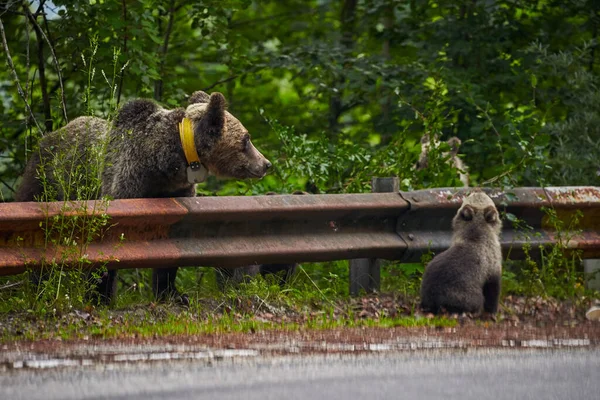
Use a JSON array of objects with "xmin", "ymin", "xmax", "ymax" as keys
[
  {"xmin": 329, "ymin": 0, "xmax": 358, "ymax": 134},
  {"xmin": 117, "ymin": 0, "xmax": 128, "ymax": 106},
  {"xmin": 380, "ymin": 1, "xmax": 394, "ymax": 128},
  {"xmin": 154, "ymin": 0, "xmax": 176, "ymax": 102},
  {"xmin": 26, "ymin": 10, "xmax": 52, "ymax": 132}
]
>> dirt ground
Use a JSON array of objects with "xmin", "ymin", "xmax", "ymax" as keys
[{"xmin": 1, "ymin": 294, "xmax": 599, "ymax": 364}]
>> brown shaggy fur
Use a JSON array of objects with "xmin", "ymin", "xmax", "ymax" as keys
[
  {"xmin": 420, "ymin": 191, "xmax": 502, "ymax": 315},
  {"xmin": 15, "ymin": 91, "xmax": 271, "ymax": 304}
]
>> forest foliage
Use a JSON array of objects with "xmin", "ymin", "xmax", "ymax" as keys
[
  {"xmin": 1, "ymin": 0, "xmax": 598, "ymax": 199},
  {"xmin": 0, "ymin": 1, "xmax": 599, "ymax": 319}
]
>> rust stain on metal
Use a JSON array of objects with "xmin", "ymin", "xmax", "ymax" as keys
[
  {"xmin": 544, "ymin": 231, "xmax": 600, "ymax": 259},
  {"xmin": 544, "ymin": 187, "xmax": 600, "ymax": 204},
  {"xmin": 542, "ymin": 209, "xmax": 600, "ymax": 231},
  {"xmin": 176, "ymin": 193, "xmax": 406, "ymax": 222},
  {"xmin": 0, "ymin": 194, "xmax": 409, "ymax": 275},
  {"xmin": 0, "ymin": 187, "xmax": 599, "ymax": 275},
  {"xmin": 397, "ymin": 186, "xmax": 600, "ymax": 263}
]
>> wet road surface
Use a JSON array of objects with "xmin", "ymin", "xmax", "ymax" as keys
[{"xmin": 1, "ymin": 348, "xmax": 598, "ymax": 400}]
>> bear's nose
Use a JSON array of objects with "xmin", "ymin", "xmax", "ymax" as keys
[{"xmin": 265, "ymin": 161, "xmax": 272, "ymax": 170}]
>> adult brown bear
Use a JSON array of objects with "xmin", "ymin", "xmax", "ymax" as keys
[{"xmin": 16, "ymin": 91, "xmax": 271, "ymax": 305}]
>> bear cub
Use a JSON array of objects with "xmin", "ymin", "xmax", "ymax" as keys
[{"xmin": 420, "ymin": 191, "xmax": 502, "ymax": 315}]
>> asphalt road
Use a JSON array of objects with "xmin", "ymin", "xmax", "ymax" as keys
[{"xmin": 1, "ymin": 348, "xmax": 598, "ymax": 400}]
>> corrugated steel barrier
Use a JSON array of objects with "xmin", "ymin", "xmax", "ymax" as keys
[
  {"xmin": 0, "ymin": 186, "xmax": 598, "ymax": 277},
  {"xmin": 398, "ymin": 187, "xmax": 600, "ymax": 262}
]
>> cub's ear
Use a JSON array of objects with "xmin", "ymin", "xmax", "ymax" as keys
[
  {"xmin": 484, "ymin": 205, "xmax": 498, "ymax": 224},
  {"xmin": 196, "ymin": 92, "xmax": 226, "ymax": 137},
  {"xmin": 188, "ymin": 91, "xmax": 210, "ymax": 105},
  {"xmin": 459, "ymin": 205, "xmax": 474, "ymax": 221}
]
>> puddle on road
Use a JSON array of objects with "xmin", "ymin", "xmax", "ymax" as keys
[{"xmin": 2, "ymin": 338, "xmax": 595, "ymax": 371}]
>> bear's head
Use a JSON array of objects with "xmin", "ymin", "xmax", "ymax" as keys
[{"xmin": 184, "ymin": 91, "xmax": 271, "ymax": 179}]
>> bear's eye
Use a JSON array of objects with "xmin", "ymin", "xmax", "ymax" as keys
[{"xmin": 242, "ymin": 135, "xmax": 250, "ymax": 151}]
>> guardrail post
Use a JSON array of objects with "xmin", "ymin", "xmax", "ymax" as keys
[
  {"xmin": 584, "ymin": 260, "xmax": 600, "ymax": 290},
  {"xmin": 349, "ymin": 177, "xmax": 399, "ymax": 296}
]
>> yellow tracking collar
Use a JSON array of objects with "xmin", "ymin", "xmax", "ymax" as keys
[{"xmin": 178, "ymin": 118, "xmax": 209, "ymax": 183}]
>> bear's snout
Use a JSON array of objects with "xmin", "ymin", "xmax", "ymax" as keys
[
  {"xmin": 244, "ymin": 141, "xmax": 272, "ymax": 178},
  {"xmin": 251, "ymin": 157, "xmax": 271, "ymax": 178}
]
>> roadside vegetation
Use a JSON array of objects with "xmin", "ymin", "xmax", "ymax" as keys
[{"xmin": 0, "ymin": 1, "xmax": 599, "ymax": 341}]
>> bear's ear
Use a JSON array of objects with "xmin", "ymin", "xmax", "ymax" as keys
[
  {"xmin": 197, "ymin": 92, "xmax": 226, "ymax": 137},
  {"xmin": 459, "ymin": 205, "xmax": 474, "ymax": 221},
  {"xmin": 188, "ymin": 91, "xmax": 210, "ymax": 105},
  {"xmin": 484, "ymin": 205, "xmax": 498, "ymax": 224}
]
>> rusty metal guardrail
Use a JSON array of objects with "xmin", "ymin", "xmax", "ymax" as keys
[
  {"xmin": 0, "ymin": 193, "xmax": 406, "ymax": 276},
  {"xmin": 398, "ymin": 187, "xmax": 600, "ymax": 262},
  {"xmin": 0, "ymin": 187, "xmax": 598, "ymax": 284}
]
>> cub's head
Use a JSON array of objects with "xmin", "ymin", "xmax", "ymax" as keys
[
  {"xmin": 184, "ymin": 91, "xmax": 271, "ymax": 179},
  {"xmin": 452, "ymin": 191, "xmax": 502, "ymax": 238}
]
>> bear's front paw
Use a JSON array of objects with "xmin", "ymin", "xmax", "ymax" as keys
[{"xmin": 175, "ymin": 293, "xmax": 190, "ymax": 307}]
